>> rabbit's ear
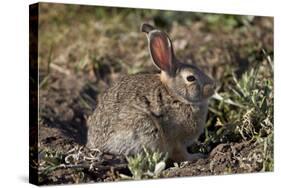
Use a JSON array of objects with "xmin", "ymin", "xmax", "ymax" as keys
[{"xmin": 148, "ymin": 30, "xmax": 176, "ymax": 75}]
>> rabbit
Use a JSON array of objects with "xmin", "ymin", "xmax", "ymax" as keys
[{"xmin": 86, "ymin": 23, "xmax": 215, "ymax": 162}]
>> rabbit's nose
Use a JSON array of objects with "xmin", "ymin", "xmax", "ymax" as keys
[{"xmin": 203, "ymin": 83, "xmax": 215, "ymax": 98}]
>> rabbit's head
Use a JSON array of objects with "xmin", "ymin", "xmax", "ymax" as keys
[{"xmin": 141, "ymin": 23, "xmax": 215, "ymax": 104}]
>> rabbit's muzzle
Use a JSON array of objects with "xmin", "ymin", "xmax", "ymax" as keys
[{"xmin": 202, "ymin": 83, "xmax": 215, "ymax": 98}]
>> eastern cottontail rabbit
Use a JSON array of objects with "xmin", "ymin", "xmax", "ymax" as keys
[{"xmin": 87, "ymin": 23, "xmax": 215, "ymax": 162}]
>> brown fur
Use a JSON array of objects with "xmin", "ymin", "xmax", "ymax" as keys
[{"xmin": 86, "ymin": 24, "xmax": 215, "ymax": 162}]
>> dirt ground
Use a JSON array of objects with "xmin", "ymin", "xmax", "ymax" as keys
[{"xmin": 34, "ymin": 3, "xmax": 273, "ymax": 185}]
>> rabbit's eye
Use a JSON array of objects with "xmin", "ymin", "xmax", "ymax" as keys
[{"xmin": 186, "ymin": 75, "xmax": 196, "ymax": 82}]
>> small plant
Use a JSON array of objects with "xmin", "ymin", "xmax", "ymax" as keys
[
  {"xmin": 124, "ymin": 147, "xmax": 168, "ymax": 180},
  {"xmin": 38, "ymin": 148, "xmax": 65, "ymax": 176}
]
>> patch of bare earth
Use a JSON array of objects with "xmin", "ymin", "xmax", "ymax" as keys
[{"xmin": 163, "ymin": 141, "xmax": 264, "ymax": 177}]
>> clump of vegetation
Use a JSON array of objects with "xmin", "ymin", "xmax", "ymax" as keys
[
  {"xmin": 38, "ymin": 148, "xmax": 65, "ymax": 176},
  {"xmin": 124, "ymin": 148, "xmax": 168, "ymax": 179},
  {"xmin": 37, "ymin": 147, "xmax": 66, "ymax": 183},
  {"xmin": 203, "ymin": 49, "xmax": 274, "ymax": 171}
]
